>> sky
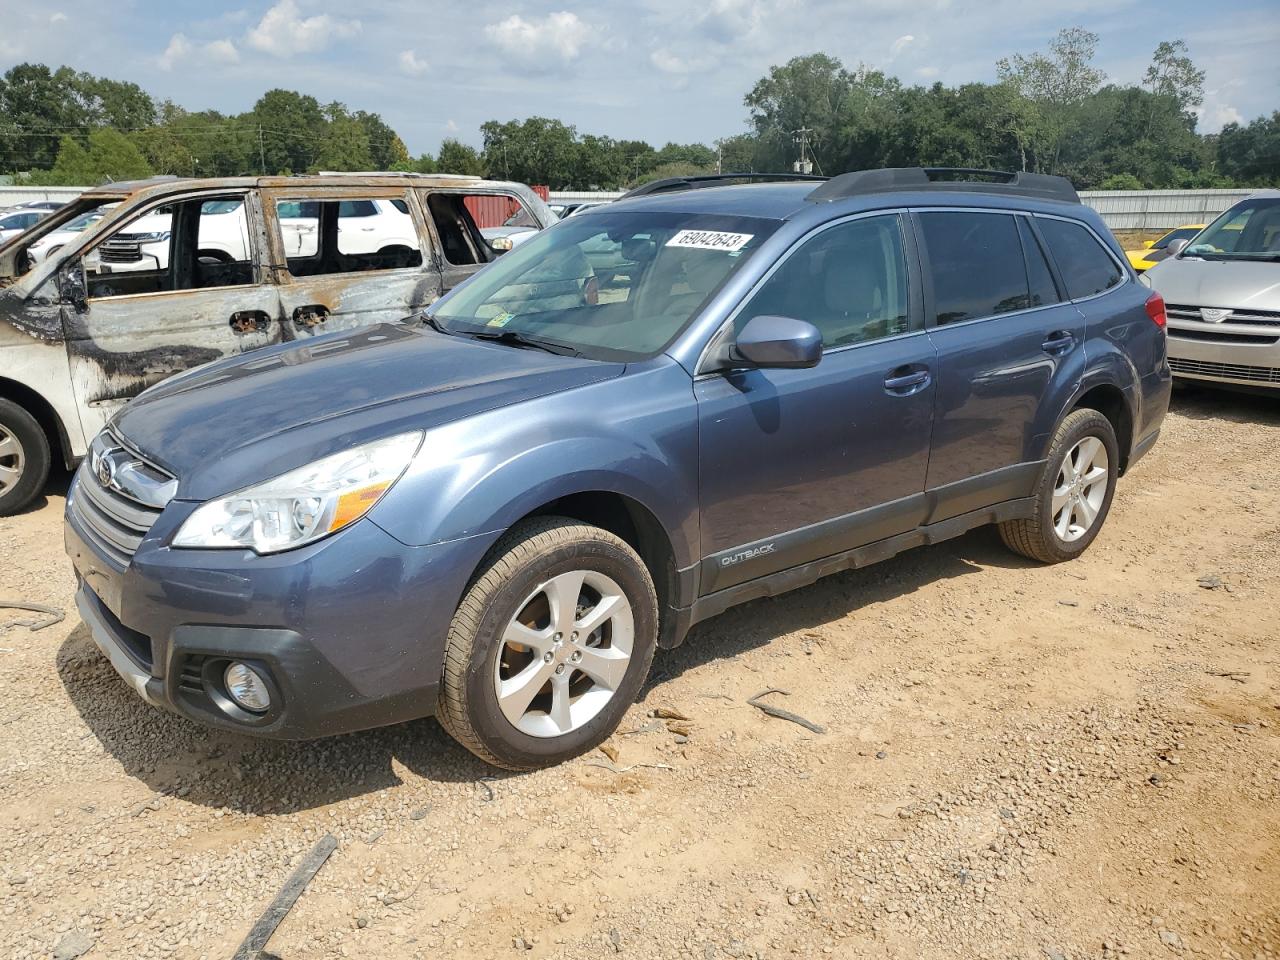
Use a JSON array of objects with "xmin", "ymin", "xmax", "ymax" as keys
[{"xmin": 1, "ymin": 0, "xmax": 1277, "ymax": 156}]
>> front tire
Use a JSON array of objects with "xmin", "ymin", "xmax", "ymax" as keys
[
  {"xmin": 0, "ymin": 399, "xmax": 50, "ymax": 517},
  {"xmin": 437, "ymin": 517, "xmax": 659, "ymax": 770},
  {"xmin": 999, "ymin": 408, "xmax": 1119, "ymax": 564}
]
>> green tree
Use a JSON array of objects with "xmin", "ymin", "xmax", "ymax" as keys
[
  {"xmin": 1217, "ymin": 112, "xmax": 1280, "ymax": 186},
  {"xmin": 997, "ymin": 27, "xmax": 1105, "ymax": 173},
  {"xmin": 314, "ymin": 102, "xmax": 373, "ymax": 171},
  {"xmin": 0, "ymin": 63, "xmax": 90, "ymax": 170},
  {"xmin": 437, "ymin": 138, "xmax": 484, "ymax": 177},
  {"xmin": 30, "ymin": 128, "xmax": 152, "ymax": 184},
  {"xmin": 744, "ymin": 53, "xmax": 852, "ymax": 173},
  {"xmin": 480, "ymin": 117, "xmax": 579, "ymax": 187},
  {"xmin": 246, "ymin": 89, "xmax": 326, "ymax": 174}
]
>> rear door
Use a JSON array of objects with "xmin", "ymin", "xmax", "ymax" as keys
[
  {"xmin": 913, "ymin": 209, "xmax": 1084, "ymax": 520},
  {"xmin": 262, "ymin": 187, "xmax": 442, "ymax": 337},
  {"xmin": 62, "ymin": 190, "xmax": 283, "ymax": 440}
]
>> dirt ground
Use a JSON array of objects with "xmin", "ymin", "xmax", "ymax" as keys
[{"xmin": 2, "ymin": 384, "xmax": 1277, "ymax": 960}]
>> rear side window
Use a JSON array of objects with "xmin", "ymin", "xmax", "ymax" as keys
[
  {"xmin": 1037, "ymin": 218, "xmax": 1123, "ymax": 300},
  {"xmin": 918, "ymin": 211, "xmax": 1031, "ymax": 325},
  {"xmin": 1018, "ymin": 218, "xmax": 1060, "ymax": 307}
]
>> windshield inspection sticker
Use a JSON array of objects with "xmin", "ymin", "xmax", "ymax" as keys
[
  {"xmin": 486, "ymin": 311, "xmax": 515, "ymax": 328},
  {"xmin": 666, "ymin": 230, "xmax": 754, "ymax": 252}
]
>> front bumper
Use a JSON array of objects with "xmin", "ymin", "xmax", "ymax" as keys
[
  {"xmin": 1166, "ymin": 322, "xmax": 1280, "ymax": 390},
  {"xmin": 65, "ymin": 481, "xmax": 494, "ymax": 739}
]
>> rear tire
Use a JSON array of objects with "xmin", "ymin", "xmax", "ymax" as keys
[
  {"xmin": 437, "ymin": 517, "xmax": 658, "ymax": 770},
  {"xmin": 999, "ymin": 408, "xmax": 1118, "ymax": 564},
  {"xmin": 0, "ymin": 399, "xmax": 51, "ymax": 517}
]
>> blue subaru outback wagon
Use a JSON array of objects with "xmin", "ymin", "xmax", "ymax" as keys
[{"xmin": 65, "ymin": 168, "xmax": 1171, "ymax": 769}]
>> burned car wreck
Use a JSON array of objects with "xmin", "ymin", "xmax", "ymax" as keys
[{"xmin": 0, "ymin": 173, "xmax": 553, "ymax": 514}]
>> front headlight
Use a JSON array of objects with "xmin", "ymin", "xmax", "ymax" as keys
[
  {"xmin": 132, "ymin": 231, "xmax": 171, "ymax": 243},
  {"xmin": 172, "ymin": 432, "xmax": 422, "ymax": 553}
]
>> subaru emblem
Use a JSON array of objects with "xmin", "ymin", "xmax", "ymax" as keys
[{"xmin": 97, "ymin": 455, "xmax": 114, "ymax": 488}]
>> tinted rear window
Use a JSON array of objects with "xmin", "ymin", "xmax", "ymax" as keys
[
  {"xmin": 1018, "ymin": 217, "xmax": 1060, "ymax": 307},
  {"xmin": 1037, "ymin": 218, "xmax": 1123, "ymax": 299},
  {"xmin": 919, "ymin": 211, "xmax": 1031, "ymax": 325}
]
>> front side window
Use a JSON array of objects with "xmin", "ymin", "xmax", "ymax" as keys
[
  {"xmin": 82, "ymin": 195, "xmax": 256, "ymax": 299},
  {"xmin": 1037, "ymin": 218, "xmax": 1123, "ymax": 300},
  {"xmin": 735, "ymin": 214, "xmax": 910, "ymax": 348},
  {"xmin": 274, "ymin": 195, "xmax": 422, "ymax": 276},
  {"xmin": 919, "ymin": 211, "xmax": 1033, "ymax": 325},
  {"xmin": 1185, "ymin": 198, "xmax": 1280, "ymax": 261},
  {"xmin": 429, "ymin": 211, "xmax": 778, "ymax": 361}
]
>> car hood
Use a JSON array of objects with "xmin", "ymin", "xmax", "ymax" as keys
[
  {"xmin": 112, "ymin": 322, "xmax": 624, "ymax": 499},
  {"xmin": 1144, "ymin": 257, "xmax": 1280, "ymax": 309}
]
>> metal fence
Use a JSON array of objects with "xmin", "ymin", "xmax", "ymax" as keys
[
  {"xmin": 1077, "ymin": 189, "xmax": 1257, "ymax": 231},
  {"xmin": 0, "ymin": 185, "xmax": 86, "ymax": 208}
]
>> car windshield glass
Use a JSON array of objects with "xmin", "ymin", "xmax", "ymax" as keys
[
  {"xmin": 429, "ymin": 211, "xmax": 778, "ymax": 361},
  {"xmin": 1153, "ymin": 227, "xmax": 1199, "ymax": 249},
  {"xmin": 1185, "ymin": 198, "xmax": 1280, "ymax": 260}
]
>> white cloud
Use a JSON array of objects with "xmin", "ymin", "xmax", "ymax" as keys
[
  {"xmin": 696, "ymin": 0, "xmax": 767, "ymax": 43},
  {"xmin": 49, "ymin": 12, "xmax": 68, "ymax": 24},
  {"xmin": 445, "ymin": 119, "xmax": 459, "ymax": 134},
  {"xmin": 916, "ymin": 65, "xmax": 940, "ymax": 79},
  {"xmin": 484, "ymin": 11, "xmax": 596, "ymax": 69},
  {"xmin": 157, "ymin": 33, "xmax": 193, "ymax": 71},
  {"xmin": 246, "ymin": 0, "xmax": 361, "ymax": 57},
  {"xmin": 399, "ymin": 49, "xmax": 429, "ymax": 76},
  {"xmin": 159, "ymin": 33, "xmax": 240, "ymax": 70},
  {"xmin": 650, "ymin": 49, "xmax": 714, "ymax": 75},
  {"xmin": 206, "ymin": 38, "xmax": 240, "ymax": 63},
  {"xmin": 889, "ymin": 34, "xmax": 914, "ymax": 59},
  {"xmin": 1196, "ymin": 99, "xmax": 1243, "ymax": 133}
]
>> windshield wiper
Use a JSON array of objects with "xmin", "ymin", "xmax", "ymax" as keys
[
  {"xmin": 418, "ymin": 311, "xmax": 453, "ymax": 335},
  {"xmin": 466, "ymin": 329, "xmax": 585, "ymax": 358}
]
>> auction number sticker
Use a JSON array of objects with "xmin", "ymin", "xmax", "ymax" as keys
[{"xmin": 666, "ymin": 230, "xmax": 754, "ymax": 252}]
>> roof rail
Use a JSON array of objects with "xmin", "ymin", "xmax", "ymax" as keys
[
  {"xmin": 807, "ymin": 167, "xmax": 1079, "ymax": 204},
  {"xmin": 619, "ymin": 172, "xmax": 827, "ymax": 201},
  {"xmin": 313, "ymin": 170, "xmax": 483, "ymax": 180}
]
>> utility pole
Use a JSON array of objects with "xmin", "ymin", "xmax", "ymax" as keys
[
  {"xmin": 715, "ymin": 139, "xmax": 723, "ymax": 175},
  {"xmin": 258, "ymin": 125, "xmax": 266, "ymax": 175},
  {"xmin": 791, "ymin": 127, "xmax": 814, "ymax": 175}
]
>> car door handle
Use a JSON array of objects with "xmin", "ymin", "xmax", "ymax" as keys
[
  {"xmin": 229, "ymin": 310, "xmax": 271, "ymax": 333},
  {"xmin": 292, "ymin": 304, "xmax": 330, "ymax": 327},
  {"xmin": 1041, "ymin": 331, "xmax": 1076, "ymax": 356},
  {"xmin": 884, "ymin": 365, "xmax": 932, "ymax": 396}
]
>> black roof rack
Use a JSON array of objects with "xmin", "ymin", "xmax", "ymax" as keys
[
  {"xmin": 618, "ymin": 172, "xmax": 827, "ymax": 201},
  {"xmin": 807, "ymin": 167, "xmax": 1078, "ymax": 204}
]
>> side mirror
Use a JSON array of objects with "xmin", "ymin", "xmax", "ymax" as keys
[
  {"xmin": 1166, "ymin": 238, "xmax": 1190, "ymax": 257},
  {"xmin": 733, "ymin": 315, "xmax": 823, "ymax": 369},
  {"xmin": 59, "ymin": 261, "xmax": 88, "ymax": 312}
]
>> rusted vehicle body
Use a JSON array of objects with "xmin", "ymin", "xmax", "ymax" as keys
[{"xmin": 0, "ymin": 173, "xmax": 554, "ymax": 514}]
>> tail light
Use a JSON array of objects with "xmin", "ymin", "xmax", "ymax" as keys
[{"xmin": 1144, "ymin": 291, "xmax": 1166, "ymax": 329}]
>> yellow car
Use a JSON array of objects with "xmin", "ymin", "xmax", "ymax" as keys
[{"xmin": 1125, "ymin": 224, "xmax": 1204, "ymax": 272}]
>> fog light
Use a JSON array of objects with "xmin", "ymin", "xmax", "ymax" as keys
[{"xmin": 224, "ymin": 662, "xmax": 271, "ymax": 713}]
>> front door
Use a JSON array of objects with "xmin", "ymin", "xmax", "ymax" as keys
[
  {"xmin": 63, "ymin": 191, "xmax": 282, "ymax": 440},
  {"xmin": 262, "ymin": 188, "xmax": 442, "ymax": 339},
  {"xmin": 913, "ymin": 210, "xmax": 1085, "ymax": 520},
  {"xmin": 696, "ymin": 213, "xmax": 936, "ymax": 594}
]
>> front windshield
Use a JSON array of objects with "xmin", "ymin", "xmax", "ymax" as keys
[
  {"xmin": 61, "ymin": 206, "xmax": 116, "ymax": 233},
  {"xmin": 1185, "ymin": 198, "xmax": 1280, "ymax": 260},
  {"xmin": 429, "ymin": 211, "xmax": 778, "ymax": 361},
  {"xmin": 1153, "ymin": 227, "xmax": 1199, "ymax": 249}
]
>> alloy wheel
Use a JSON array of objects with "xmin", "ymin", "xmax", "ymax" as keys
[
  {"xmin": 493, "ymin": 569, "xmax": 634, "ymax": 738},
  {"xmin": 1052, "ymin": 436, "xmax": 1109, "ymax": 543},
  {"xmin": 0, "ymin": 426, "xmax": 25, "ymax": 497}
]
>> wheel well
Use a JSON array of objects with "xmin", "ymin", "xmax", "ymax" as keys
[
  {"xmin": 522, "ymin": 492, "xmax": 681, "ymax": 644},
  {"xmin": 0, "ymin": 377, "xmax": 73, "ymax": 468},
  {"xmin": 1073, "ymin": 384, "xmax": 1132, "ymax": 472}
]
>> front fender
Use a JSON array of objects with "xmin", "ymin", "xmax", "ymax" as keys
[{"xmin": 368, "ymin": 361, "xmax": 701, "ymax": 569}]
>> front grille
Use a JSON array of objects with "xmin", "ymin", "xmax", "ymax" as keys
[
  {"xmin": 1168, "ymin": 357, "xmax": 1280, "ymax": 384},
  {"xmin": 99, "ymin": 239, "xmax": 143, "ymax": 263},
  {"xmin": 1166, "ymin": 304, "xmax": 1280, "ymax": 328},
  {"xmin": 69, "ymin": 432, "xmax": 175, "ymax": 567},
  {"xmin": 1168, "ymin": 328, "xmax": 1279, "ymax": 345}
]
